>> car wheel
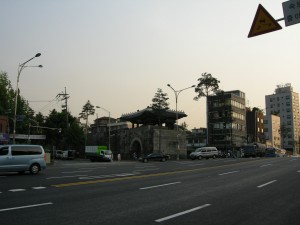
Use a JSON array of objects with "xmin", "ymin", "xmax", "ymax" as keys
[
  {"xmin": 212, "ymin": 155, "xmax": 216, "ymax": 159},
  {"xmin": 198, "ymin": 156, "xmax": 202, "ymax": 160},
  {"xmin": 30, "ymin": 164, "xmax": 40, "ymax": 175},
  {"xmin": 143, "ymin": 158, "xmax": 148, "ymax": 163},
  {"xmin": 161, "ymin": 158, "xmax": 166, "ymax": 162}
]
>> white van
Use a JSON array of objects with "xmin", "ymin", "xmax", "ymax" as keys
[
  {"xmin": 190, "ymin": 147, "xmax": 219, "ymax": 160},
  {"xmin": 0, "ymin": 145, "xmax": 46, "ymax": 174}
]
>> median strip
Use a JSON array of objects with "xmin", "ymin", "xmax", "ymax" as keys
[{"xmin": 52, "ymin": 171, "xmax": 189, "ymax": 188}]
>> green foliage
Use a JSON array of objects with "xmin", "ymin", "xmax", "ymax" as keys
[
  {"xmin": 0, "ymin": 71, "xmax": 14, "ymax": 115},
  {"xmin": 79, "ymin": 100, "xmax": 95, "ymax": 121},
  {"xmin": 151, "ymin": 88, "xmax": 169, "ymax": 111},
  {"xmin": 194, "ymin": 72, "xmax": 220, "ymax": 100},
  {"xmin": 180, "ymin": 121, "xmax": 188, "ymax": 130},
  {"xmin": 43, "ymin": 109, "xmax": 84, "ymax": 150},
  {"xmin": 151, "ymin": 88, "xmax": 169, "ymax": 126},
  {"xmin": 0, "ymin": 71, "xmax": 85, "ymax": 149}
]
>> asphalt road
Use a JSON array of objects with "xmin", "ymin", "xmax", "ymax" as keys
[{"xmin": 0, "ymin": 157, "xmax": 299, "ymax": 225}]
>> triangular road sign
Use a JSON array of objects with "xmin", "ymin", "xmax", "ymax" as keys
[{"xmin": 248, "ymin": 4, "xmax": 282, "ymax": 38}]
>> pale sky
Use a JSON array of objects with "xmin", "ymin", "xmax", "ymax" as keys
[{"xmin": 1, "ymin": 0, "xmax": 299, "ymax": 129}]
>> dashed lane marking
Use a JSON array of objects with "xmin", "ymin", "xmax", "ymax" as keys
[
  {"xmin": 218, "ymin": 171, "xmax": 239, "ymax": 176},
  {"xmin": 257, "ymin": 180, "xmax": 277, "ymax": 188},
  {"xmin": 155, "ymin": 204, "xmax": 211, "ymax": 222},
  {"xmin": 140, "ymin": 182, "xmax": 181, "ymax": 190},
  {"xmin": 9, "ymin": 189, "xmax": 26, "ymax": 192},
  {"xmin": 32, "ymin": 186, "xmax": 47, "ymax": 190},
  {"xmin": 0, "ymin": 202, "xmax": 53, "ymax": 212}
]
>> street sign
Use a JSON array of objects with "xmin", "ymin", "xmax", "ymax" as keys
[
  {"xmin": 282, "ymin": 0, "xmax": 300, "ymax": 26},
  {"xmin": 248, "ymin": 4, "xmax": 282, "ymax": 38}
]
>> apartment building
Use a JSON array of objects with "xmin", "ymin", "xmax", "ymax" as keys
[
  {"xmin": 207, "ymin": 90, "xmax": 246, "ymax": 151},
  {"xmin": 264, "ymin": 114, "xmax": 281, "ymax": 148},
  {"xmin": 265, "ymin": 83, "xmax": 300, "ymax": 154},
  {"xmin": 246, "ymin": 107, "xmax": 265, "ymax": 143}
]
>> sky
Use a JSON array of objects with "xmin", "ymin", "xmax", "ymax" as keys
[{"xmin": 1, "ymin": 0, "xmax": 300, "ymax": 129}]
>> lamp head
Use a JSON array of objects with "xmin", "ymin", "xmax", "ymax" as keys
[{"xmin": 35, "ymin": 53, "xmax": 41, "ymax": 57}]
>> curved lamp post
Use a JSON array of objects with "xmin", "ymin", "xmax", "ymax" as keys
[
  {"xmin": 167, "ymin": 84, "xmax": 195, "ymax": 160},
  {"xmin": 96, "ymin": 106, "xmax": 111, "ymax": 150},
  {"xmin": 13, "ymin": 53, "xmax": 42, "ymax": 144}
]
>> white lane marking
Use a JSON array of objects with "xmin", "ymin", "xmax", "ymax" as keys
[
  {"xmin": 78, "ymin": 167, "xmax": 106, "ymax": 170},
  {"xmin": 257, "ymin": 180, "xmax": 277, "ymax": 188},
  {"xmin": 134, "ymin": 168, "xmax": 159, "ymax": 172},
  {"xmin": 0, "ymin": 176, "xmax": 7, "ymax": 178},
  {"xmin": 173, "ymin": 161, "xmax": 195, "ymax": 165},
  {"xmin": 223, "ymin": 160, "xmax": 236, "ymax": 162},
  {"xmin": 140, "ymin": 182, "xmax": 181, "ymax": 190},
  {"xmin": 32, "ymin": 187, "xmax": 47, "ymax": 190},
  {"xmin": 78, "ymin": 173, "xmax": 138, "ymax": 180},
  {"xmin": 63, "ymin": 163, "xmax": 110, "ymax": 166},
  {"xmin": 135, "ymin": 166, "xmax": 156, "ymax": 169},
  {"xmin": 155, "ymin": 204, "xmax": 211, "ymax": 222},
  {"xmin": 218, "ymin": 171, "xmax": 239, "ymax": 176},
  {"xmin": 297, "ymin": 170, "xmax": 300, "ymax": 173},
  {"xmin": 46, "ymin": 175, "xmax": 88, "ymax": 179},
  {"xmin": 0, "ymin": 202, "xmax": 53, "ymax": 212},
  {"xmin": 260, "ymin": 164, "xmax": 272, "ymax": 167},
  {"xmin": 187, "ymin": 163, "xmax": 205, "ymax": 167},
  {"xmin": 61, "ymin": 171, "xmax": 92, "ymax": 174},
  {"xmin": 9, "ymin": 189, "xmax": 26, "ymax": 192}
]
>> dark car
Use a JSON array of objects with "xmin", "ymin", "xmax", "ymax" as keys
[{"xmin": 139, "ymin": 153, "xmax": 169, "ymax": 163}]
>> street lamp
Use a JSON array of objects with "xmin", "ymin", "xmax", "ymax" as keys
[
  {"xmin": 13, "ymin": 53, "xmax": 42, "ymax": 144},
  {"xmin": 167, "ymin": 84, "xmax": 195, "ymax": 160},
  {"xmin": 96, "ymin": 106, "xmax": 111, "ymax": 150}
]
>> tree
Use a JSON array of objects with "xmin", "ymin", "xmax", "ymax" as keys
[
  {"xmin": 194, "ymin": 72, "xmax": 220, "ymax": 145},
  {"xmin": 151, "ymin": 88, "xmax": 169, "ymax": 153},
  {"xmin": 43, "ymin": 109, "xmax": 84, "ymax": 151},
  {"xmin": 0, "ymin": 71, "xmax": 15, "ymax": 119},
  {"xmin": 180, "ymin": 121, "xmax": 188, "ymax": 131},
  {"xmin": 151, "ymin": 88, "xmax": 169, "ymax": 126},
  {"xmin": 79, "ymin": 100, "xmax": 95, "ymax": 144}
]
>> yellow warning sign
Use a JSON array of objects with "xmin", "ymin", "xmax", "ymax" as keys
[{"xmin": 248, "ymin": 4, "xmax": 282, "ymax": 38}]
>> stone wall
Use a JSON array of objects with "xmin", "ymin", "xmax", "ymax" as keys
[{"xmin": 120, "ymin": 125, "xmax": 187, "ymax": 159}]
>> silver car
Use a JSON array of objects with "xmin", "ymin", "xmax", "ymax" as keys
[
  {"xmin": 0, "ymin": 145, "xmax": 46, "ymax": 174},
  {"xmin": 190, "ymin": 147, "xmax": 219, "ymax": 160}
]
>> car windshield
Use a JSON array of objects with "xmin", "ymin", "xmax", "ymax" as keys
[{"xmin": 104, "ymin": 150, "xmax": 112, "ymax": 155}]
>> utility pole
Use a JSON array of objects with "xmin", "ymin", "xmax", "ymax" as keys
[{"xmin": 57, "ymin": 87, "xmax": 69, "ymax": 128}]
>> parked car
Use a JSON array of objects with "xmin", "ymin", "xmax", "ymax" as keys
[
  {"xmin": 190, "ymin": 147, "xmax": 219, "ymax": 160},
  {"xmin": 139, "ymin": 153, "xmax": 168, "ymax": 163},
  {"xmin": 0, "ymin": 145, "xmax": 46, "ymax": 174},
  {"xmin": 55, "ymin": 150, "xmax": 64, "ymax": 159}
]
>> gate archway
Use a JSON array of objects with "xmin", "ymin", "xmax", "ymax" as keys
[{"xmin": 130, "ymin": 138, "xmax": 142, "ymax": 159}]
